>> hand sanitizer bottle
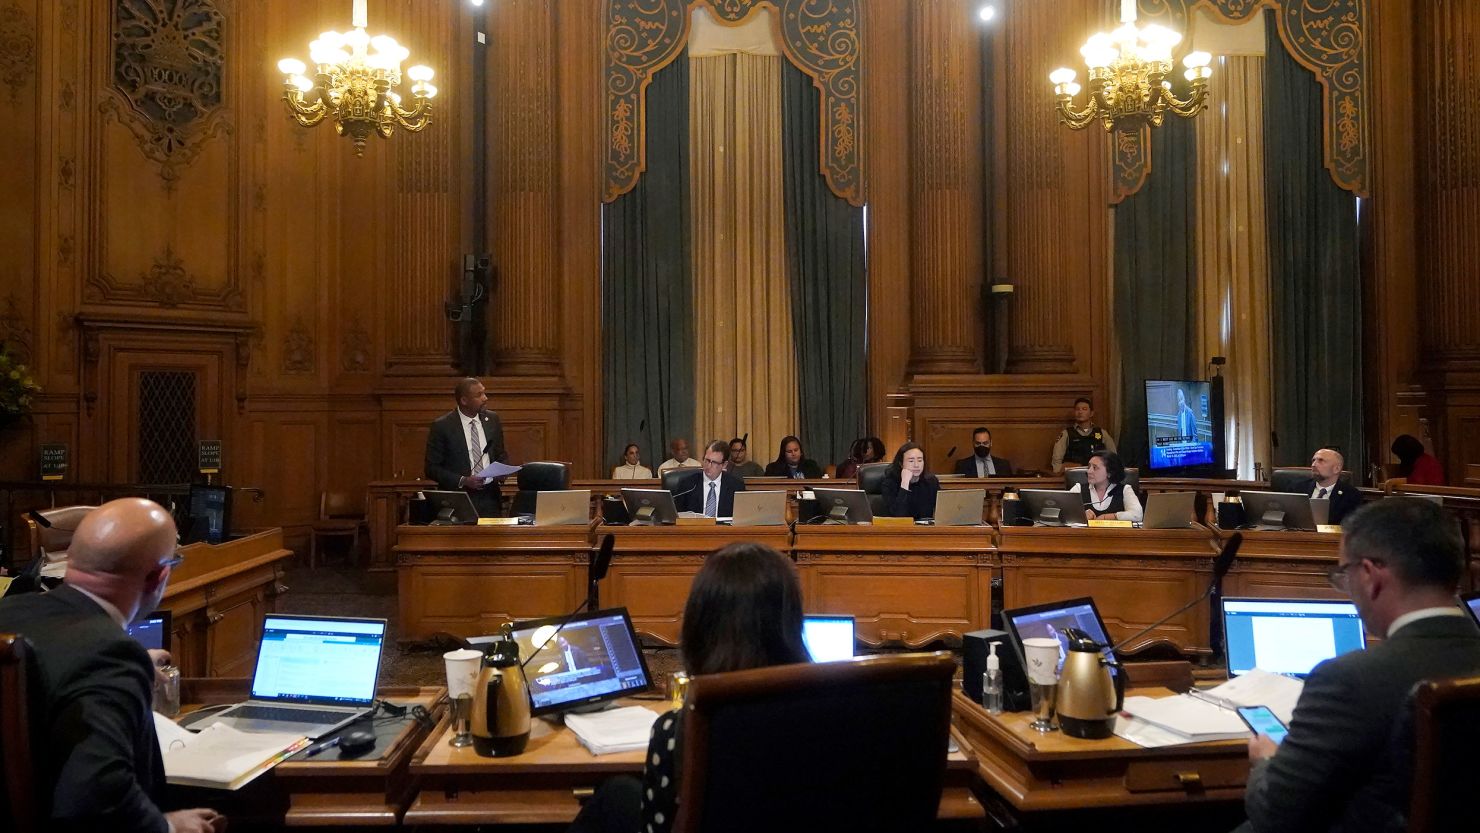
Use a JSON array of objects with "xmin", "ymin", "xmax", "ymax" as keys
[{"xmin": 984, "ymin": 642, "xmax": 1004, "ymax": 714}]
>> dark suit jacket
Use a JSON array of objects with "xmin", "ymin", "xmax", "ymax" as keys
[
  {"xmin": 1293, "ymin": 477, "xmax": 1362, "ymax": 525},
  {"xmin": 880, "ymin": 473, "xmax": 940, "ymax": 519},
  {"xmin": 952, "ymin": 455, "xmax": 1014, "ymax": 477},
  {"xmin": 425, "ymin": 408, "xmax": 508, "ymax": 517},
  {"xmin": 672, "ymin": 471, "xmax": 746, "ymax": 517},
  {"xmin": 0, "ymin": 585, "xmax": 169, "ymax": 833},
  {"xmin": 763, "ymin": 458, "xmax": 823, "ymax": 479},
  {"xmin": 1243, "ymin": 615, "xmax": 1480, "ymax": 833}
]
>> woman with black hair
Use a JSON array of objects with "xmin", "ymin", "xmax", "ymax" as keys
[
  {"xmin": 879, "ymin": 442, "xmax": 940, "ymax": 520},
  {"xmin": 1072, "ymin": 451, "xmax": 1143, "ymax": 522},
  {"xmin": 763, "ymin": 435, "xmax": 824, "ymax": 479},
  {"xmin": 568, "ymin": 543, "xmax": 809, "ymax": 833},
  {"xmin": 835, "ymin": 436, "xmax": 886, "ymax": 479},
  {"xmin": 1390, "ymin": 434, "xmax": 1445, "ymax": 486}
]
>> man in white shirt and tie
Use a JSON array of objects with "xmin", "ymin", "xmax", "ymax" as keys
[
  {"xmin": 657, "ymin": 438, "xmax": 701, "ymax": 477},
  {"xmin": 425, "ymin": 378, "xmax": 509, "ymax": 517},
  {"xmin": 1292, "ymin": 447, "xmax": 1361, "ymax": 525},
  {"xmin": 672, "ymin": 441, "xmax": 745, "ymax": 518}
]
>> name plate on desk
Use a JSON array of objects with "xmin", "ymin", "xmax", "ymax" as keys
[
  {"xmin": 675, "ymin": 517, "xmax": 717, "ymax": 526},
  {"xmin": 1316, "ymin": 524, "xmax": 1342, "ymax": 534},
  {"xmin": 1089, "ymin": 519, "xmax": 1133, "ymax": 528},
  {"xmin": 478, "ymin": 517, "xmax": 520, "ymax": 526},
  {"xmin": 873, "ymin": 516, "xmax": 915, "ymax": 527}
]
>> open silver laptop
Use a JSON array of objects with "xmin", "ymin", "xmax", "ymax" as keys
[
  {"xmin": 730, "ymin": 490, "xmax": 786, "ymax": 526},
  {"xmin": 1143, "ymin": 491, "xmax": 1197, "ymax": 529},
  {"xmin": 932, "ymin": 489, "xmax": 985, "ymax": 526},
  {"xmin": 535, "ymin": 489, "xmax": 591, "ymax": 526},
  {"xmin": 208, "ymin": 614, "xmax": 386, "ymax": 738}
]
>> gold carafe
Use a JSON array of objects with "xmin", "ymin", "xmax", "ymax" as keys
[
  {"xmin": 1055, "ymin": 627, "xmax": 1124, "ymax": 739},
  {"xmin": 470, "ymin": 635, "xmax": 531, "ymax": 757}
]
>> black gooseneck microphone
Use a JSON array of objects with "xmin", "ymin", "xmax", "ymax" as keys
[
  {"xmin": 27, "ymin": 510, "xmax": 52, "ymax": 528},
  {"xmin": 945, "ymin": 446, "xmax": 957, "ymax": 459},
  {"xmin": 1109, "ymin": 532, "xmax": 1242, "ymax": 655}
]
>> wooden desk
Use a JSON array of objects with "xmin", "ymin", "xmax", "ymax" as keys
[
  {"xmin": 1215, "ymin": 527, "xmax": 1346, "ymax": 600},
  {"xmin": 162, "ymin": 528, "xmax": 293, "ymax": 678},
  {"xmin": 952, "ymin": 688, "xmax": 1247, "ymax": 813},
  {"xmin": 367, "ymin": 478, "xmax": 435, "ymax": 571},
  {"xmin": 792, "ymin": 523, "xmax": 995, "ymax": 648},
  {"xmin": 602, "ymin": 523, "xmax": 792, "ymax": 645},
  {"xmin": 176, "ymin": 679, "xmax": 445, "ymax": 828},
  {"xmin": 997, "ymin": 525, "xmax": 1220, "ymax": 655},
  {"xmin": 395, "ymin": 523, "xmax": 595, "ymax": 641},
  {"xmin": 406, "ymin": 700, "xmax": 982, "ymax": 826}
]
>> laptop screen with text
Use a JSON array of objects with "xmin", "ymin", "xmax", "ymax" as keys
[
  {"xmin": 1222, "ymin": 598, "xmax": 1366, "ymax": 677},
  {"xmin": 250, "ymin": 615, "xmax": 386, "ymax": 705}
]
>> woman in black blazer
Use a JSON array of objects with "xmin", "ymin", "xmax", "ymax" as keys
[
  {"xmin": 763, "ymin": 435, "xmax": 824, "ymax": 479},
  {"xmin": 879, "ymin": 442, "xmax": 940, "ymax": 520}
]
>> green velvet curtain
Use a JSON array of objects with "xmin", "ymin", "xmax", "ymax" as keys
[
  {"xmin": 781, "ymin": 60, "xmax": 867, "ymax": 467},
  {"xmin": 1112, "ymin": 118, "xmax": 1199, "ymax": 468},
  {"xmin": 602, "ymin": 56, "xmax": 696, "ymax": 472},
  {"xmin": 1263, "ymin": 15, "xmax": 1362, "ymax": 469}
]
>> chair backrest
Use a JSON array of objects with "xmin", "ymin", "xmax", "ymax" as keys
[
  {"xmin": 673, "ymin": 652, "xmax": 956, "ymax": 833},
  {"xmin": 1271, "ymin": 466, "xmax": 1352, "ymax": 494},
  {"xmin": 511, "ymin": 462, "xmax": 572, "ymax": 515},
  {"xmin": 321, "ymin": 490, "xmax": 364, "ymax": 519},
  {"xmin": 24, "ymin": 505, "xmax": 98, "ymax": 559},
  {"xmin": 856, "ymin": 462, "xmax": 890, "ymax": 517},
  {"xmin": 0, "ymin": 634, "xmax": 39, "ymax": 833},
  {"xmin": 661, "ymin": 466, "xmax": 702, "ymax": 495},
  {"xmin": 1407, "ymin": 674, "xmax": 1480, "ymax": 833}
]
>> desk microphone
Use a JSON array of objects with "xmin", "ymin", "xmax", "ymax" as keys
[
  {"xmin": 27, "ymin": 510, "xmax": 52, "ymax": 528},
  {"xmin": 946, "ymin": 446, "xmax": 957, "ymax": 459},
  {"xmin": 523, "ymin": 535, "xmax": 618, "ymax": 668},
  {"xmin": 1109, "ymin": 532, "xmax": 1242, "ymax": 655}
]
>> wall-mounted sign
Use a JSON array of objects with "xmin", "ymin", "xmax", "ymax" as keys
[
  {"xmin": 198, "ymin": 440, "xmax": 222, "ymax": 475},
  {"xmin": 40, "ymin": 443, "xmax": 68, "ymax": 481}
]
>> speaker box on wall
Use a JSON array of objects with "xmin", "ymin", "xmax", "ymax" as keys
[{"xmin": 963, "ymin": 628, "xmax": 1031, "ymax": 712}]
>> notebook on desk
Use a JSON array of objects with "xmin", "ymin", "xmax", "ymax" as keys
[{"xmin": 208, "ymin": 614, "xmax": 386, "ymax": 738}]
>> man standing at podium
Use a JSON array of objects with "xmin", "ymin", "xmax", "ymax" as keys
[{"xmin": 425, "ymin": 377, "xmax": 508, "ymax": 517}]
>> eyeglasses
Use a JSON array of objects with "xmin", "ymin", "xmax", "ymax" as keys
[
  {"xmin": 1326, "ymin": 558, "xmax": 1381, "ymax": 590},
  {"xmin": 703, "ymin": 457, "xmax": 726, "ymax": 466},
  {"xmin": 162, "ymin": 551, "xmax": 186, "ymax": 569}
]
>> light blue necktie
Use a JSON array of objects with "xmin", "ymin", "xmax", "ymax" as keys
[
  {"xmin": 705, "ymin": 481, "xmax": 718, "ymax": 517},
  {"xmin": 468, "ymin": 418, "xmax": 482, "ymax": 473}
]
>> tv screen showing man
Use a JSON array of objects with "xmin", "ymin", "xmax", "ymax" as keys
[{"xmin": 1145, "ymin": 380, "xmax": 1215, "ymax": 469}]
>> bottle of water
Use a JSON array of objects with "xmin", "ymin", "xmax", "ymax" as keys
[{"xmin": 984, "ymin": 642, "xmax": 1004, "ymax": 715}]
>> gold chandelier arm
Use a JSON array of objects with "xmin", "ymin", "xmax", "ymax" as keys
[
  {"xmin": 393, "ymin": 98, "xmax": 433, "ymax": 132},
  {"xmin": 282, "ymin": 89, "xmax": 329, "ymax": 127},
  {"xmin": 1054, "ymin": 95, "xmax": 1100, "ymax": 131},
  {"xmin": 1162, "ymin": 82, "xmax": 1210, "ymax": 118}
]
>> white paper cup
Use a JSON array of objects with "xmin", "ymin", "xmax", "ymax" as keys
[
  {"xmin": 443, "ymin": 648, "xmax": 483, "ymax": 699},
  {"xmin": 1022, "ymin": 637, "xmax": 1063, "ymax": 685}
]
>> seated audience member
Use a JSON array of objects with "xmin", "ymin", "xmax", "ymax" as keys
[
  {"xmin": 1390, "ymin": 434, "xmax": 1445, "ymax": 486},
  {"xmin": 1294, "ymin": 447, "xmax": 1361, "ymax": 525},
  {"xmin": 763, "ymin": 435, "xmax": 824, "ymax": 479},
  {"xmin": 1051, "ymin": 397, "xmax": 1116, "ymax": 474},
  {"xmin": 567, "ymin": 542, "xmax": 810, "ymax": 833},
  {"xmin": 672, "ymin": 441, "xmax": 746, "ymax": 518},
  {"xmin": 611, "ymin": 443, "xmax": 653, "ymax": 479},
  {"xmin": 726, "ymin": 437, "xmax": 765, "ymax": 478},
  {"xmin": 1238, "ymin": 498, "xmax": 1480, "ymax": 833},
  {"xmin": 1068, "ymin": 451, "xmax": 1143, "ymax": 523},
  {"xmin": 835, "ymin": 436, "xmax": 885, "ymax": 479},
  {"xmin": 880, "ymin": 442, "xmax": 940, "ymax": 520},
  {"xmin": 656, "ymin": 438, "xmax": 699, "ymax": 476},
  {"xmin": 953, "ymin": 427, "xmax": 1013, "ymax": 477},
  {"xmin": 0, "ymin": 498, "xmax": 226, "ymax": 833}
]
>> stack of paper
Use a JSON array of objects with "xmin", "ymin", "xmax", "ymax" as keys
[
  {"xmin": 154, "ymin": 714, "xmax": 311, "ymax": 790},
  {"xmin": 1121, "ymin": 694, "xmax": 1250, "ymax": 743},
  {"xmin": 1117, "ymin": 669, "xmax": 1308, "ymax": 747},
  {"xmin": 1196, "ymin": 669, "xmax": 1304, "ymax": 724},
  {"xmin": 563, "ymin": 706, "xmax": 661, "ymax": 756}
]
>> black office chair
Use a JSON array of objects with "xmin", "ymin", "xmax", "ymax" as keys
[
  {"xmin": 0, "ymin": 634, "xmax": 39, "ymax": 833},
  {"xmin": 1406, "ymin": 674, "xmax": 1480, "ymax": 833},
  {"xmin": 1270, "ymin": 466, "xmax": 1352, "ymax": 494},
  {"xmin": 661, "ymin": 466, "xmax": 702, "ymax": 496},
  {"xmin": 510, "ymin": 462, "xmax": 571, "ymax": 516},
  {"xmin": 857, "ymin": 462, "xmax": 890, "ymax": 517},
  {"xmin": 673, "ymin": 652, "xmax": 956, "ymax": 833}
]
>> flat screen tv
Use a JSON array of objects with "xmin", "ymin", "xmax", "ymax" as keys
[{"xmin": 1145, "ymin": 380, "xmax": 1216, "ymax": 470}]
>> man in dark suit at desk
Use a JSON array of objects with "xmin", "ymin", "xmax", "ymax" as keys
[
  {"xmin": 425, "ymin": 377, "xmax": 508, "ymax": 517},
  {"xmin": 1240, "ymin": 498, "xmax": 1480, "ymax": 833},
  {"xmin": 0, "ymin": 498, "xmax": 225, "ymax": 833},
  {"xmin": 1292, "ymin": 447, "xmax": 1362, "ymax": 525},
  {"xmin": 672, "ymin": 441, "xmax": 745, "ymax": 518},
  {"xmin": 953, "ymin": 427, "xmax": 1013, "ymax": 477}
]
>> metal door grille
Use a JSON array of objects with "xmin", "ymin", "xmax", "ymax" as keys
[{"xmin": 137, "ymin": 371, "xmax": 197, "ymax": 483}]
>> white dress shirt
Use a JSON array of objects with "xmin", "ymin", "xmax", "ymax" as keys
[
  {"xmin": 1309, "ymin": 481, "xmax": 1339, "ymax": 499},
  {"xmin": 701, "ymin": 473, "xmax": 723, "ymax": 517},
  {"xmin": 612, "ymin": 464, "xmax": 654, "ymax": 479},
  {"xmin": 1069, "ymin": 481, "xmax": 1144, "ymax": 523},
  {"xmin": 657, "ymin": 457, "xmax": 700, "ymax": 475},
  {"xmin": 1387, "ymin": 606, "xmax": 1469, "ymax": 638}
]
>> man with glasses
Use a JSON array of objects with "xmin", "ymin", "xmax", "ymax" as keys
[
  {"xmin": 1240, "ymin": 498, "xmax": 1480, "ymax": 833},
  {"xmin": 953, "ymin": 426, "xmax": 1014, "ymax": 477},
  {"xmin": 671, "ymin": 440, "xmax": 746, "ymax": 518},
  {"xmin": 0, "ymin": 498, "xmax": 226, "ymax": 833}
]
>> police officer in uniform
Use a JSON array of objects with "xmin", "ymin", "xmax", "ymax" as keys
[{"xmin": 1051, "ymin": 397, "xmax": 1118, "ymax": 473}]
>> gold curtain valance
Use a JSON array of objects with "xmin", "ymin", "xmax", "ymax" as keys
[
  {"xmin": 604, "ymin": 0, "xmax": 863, "ymax": 206},
  {"xmin": 1116, "ymin": 0, "xmax": 1369, "ymax": 203}
]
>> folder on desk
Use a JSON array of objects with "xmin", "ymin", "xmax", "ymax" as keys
[
  {"xmin": 1120, "ymin": 695, "xmax": 1250, "ymax": 742},
  {"xmin": 155, "ymin": 713, "xmax": 311, "ymax": 790}
]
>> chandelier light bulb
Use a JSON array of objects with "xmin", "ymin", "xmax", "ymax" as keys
[
  {"xmin": 1184, "ymin": 50, "xmax": 1212, "ymax": 68},
  {"xmin": 291, "ymin": 74, "xmax": 314, "ymax": 93},
  {"xmin": 371, "ymin": 34, "xmax": 398, "ymax": 53},
  {"xmin": 317, "ymin": 31, "xmax": 344, "ymax": 49},
  {"xmin": 278, "ymin": 58, "xmax": 306, "ymax": 76},
  {"xmin": 471, "ymin": 0, "xmax": 484, "ymax": 5},
  {"xmin": 408, "ymin": 65, "xmax": 435, "ymax": 82},
  {"xmin": 1049, "ymin": 68, "xmax": 1077, "ymax": 86},
  {"xmin": 977, "ymin": 4, "xmax": 996, "ymax": 23}
]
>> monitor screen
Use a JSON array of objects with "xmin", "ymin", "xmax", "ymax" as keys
[
  {"xmin": 1002, "ymin": 597, "xmax": 1118, "ymax": 678},
  {"xmin": 1145, "ymin": 380, "xmax": 1215, "ymax": 470},
  {"xmin": 1464, "ymin": 592, "xmax": 1480, "ymax": 628},
  {"xmin": 802, "ymin": 615, "xmax": 855, "ymax": 662},
  {"xmin": 1222, "ymin": 598, "xmax": 1366, "ymax": 677},
  {"xmin": 126, "ymin": 610, "xmax": 171, "ymax": 652},
  {"xmin": 250, "ymin": 615, "xmax": 386, "ymax": 705},
  {"xmin": 188, "ymin": 484, "xmax": 232, "ymax": 544},
  {"xmin": 511, "ymin": 608, "xmax": 652, "ymax": 715}
]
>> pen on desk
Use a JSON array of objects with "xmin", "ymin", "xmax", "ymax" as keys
[{"xmin": 304, "ymin": 737, "xmax": 341, "ymax": 758}]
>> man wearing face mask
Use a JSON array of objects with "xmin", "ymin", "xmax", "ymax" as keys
[
  {"xmin": 0, "ymin": 498, "xmax": 227, "ymax": 833},
  {"xmin": 953, "ymin": 426, "xmax": 1014, "ymax": 477}
]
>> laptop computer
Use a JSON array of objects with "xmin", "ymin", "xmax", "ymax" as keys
[
  {"xmin": 126, "ymin": 610, "xmax": 172, "ymax": 653},
  {"xmin": 1001, "ymin": 597, "xmax": 1119, "ymax": 678},
  {"xmin": 1142, "ymin": 491, "xmax": 1197, "ymax": 529},
  {"xmin": 508, "ymin": 608, "xmax": 653, "ymax": 715},
  {"xmin": 932, "ymin": 489, "xmax": 985, "ymax": 526},
  {"xmin": 730, "ymin": 490, "xmax": 786, "ymax": 526},
  {"xmin": 534, "ymin": 489, "xmax": 591, "ymax": 526},
  {"xmin": 1221, "ymin": 598, "xmax": 1367, "ymax": 678},
  {"xmin": 208, "ymin": 614, "xmax": 387, "ymax": 738},
  {"xmin": 803, "ymin": 615, "xmax": 856, "ymax": 662},
  {"xmin": 1460, "ymin": 591, "xmax": 1480, "ymax": 628},
  {"xmin": 812, "ymin": 488, "xmax": 874, "ymax": 524}
]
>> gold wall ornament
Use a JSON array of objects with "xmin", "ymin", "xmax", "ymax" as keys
[
  {"xmin": 0, "ymin": 1, "xmax": 36, "ymax": 105},
  {"xmin": 603, "ymin": 0, "xmax": 862, "ymax": 206},
  {"xmin": 276, "ymin": 0, "xmax": 437, "ymax": 157},
  {"xmin": 100, "ymin": 0, "xmax": 231, "ymax": 186}
]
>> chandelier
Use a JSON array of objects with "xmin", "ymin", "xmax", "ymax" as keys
[
  {"xmin": 276, "ymin": 0, "xmax": 437, "ymax": 156},
  {"xmin": 1049, "ymin": 0, "xmax": 1212, "ymax": 132}
]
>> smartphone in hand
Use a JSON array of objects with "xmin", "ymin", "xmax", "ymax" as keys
[{"xmin": 1237, "ymin": 705, "xmax": 1290, "ymax": 745}]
